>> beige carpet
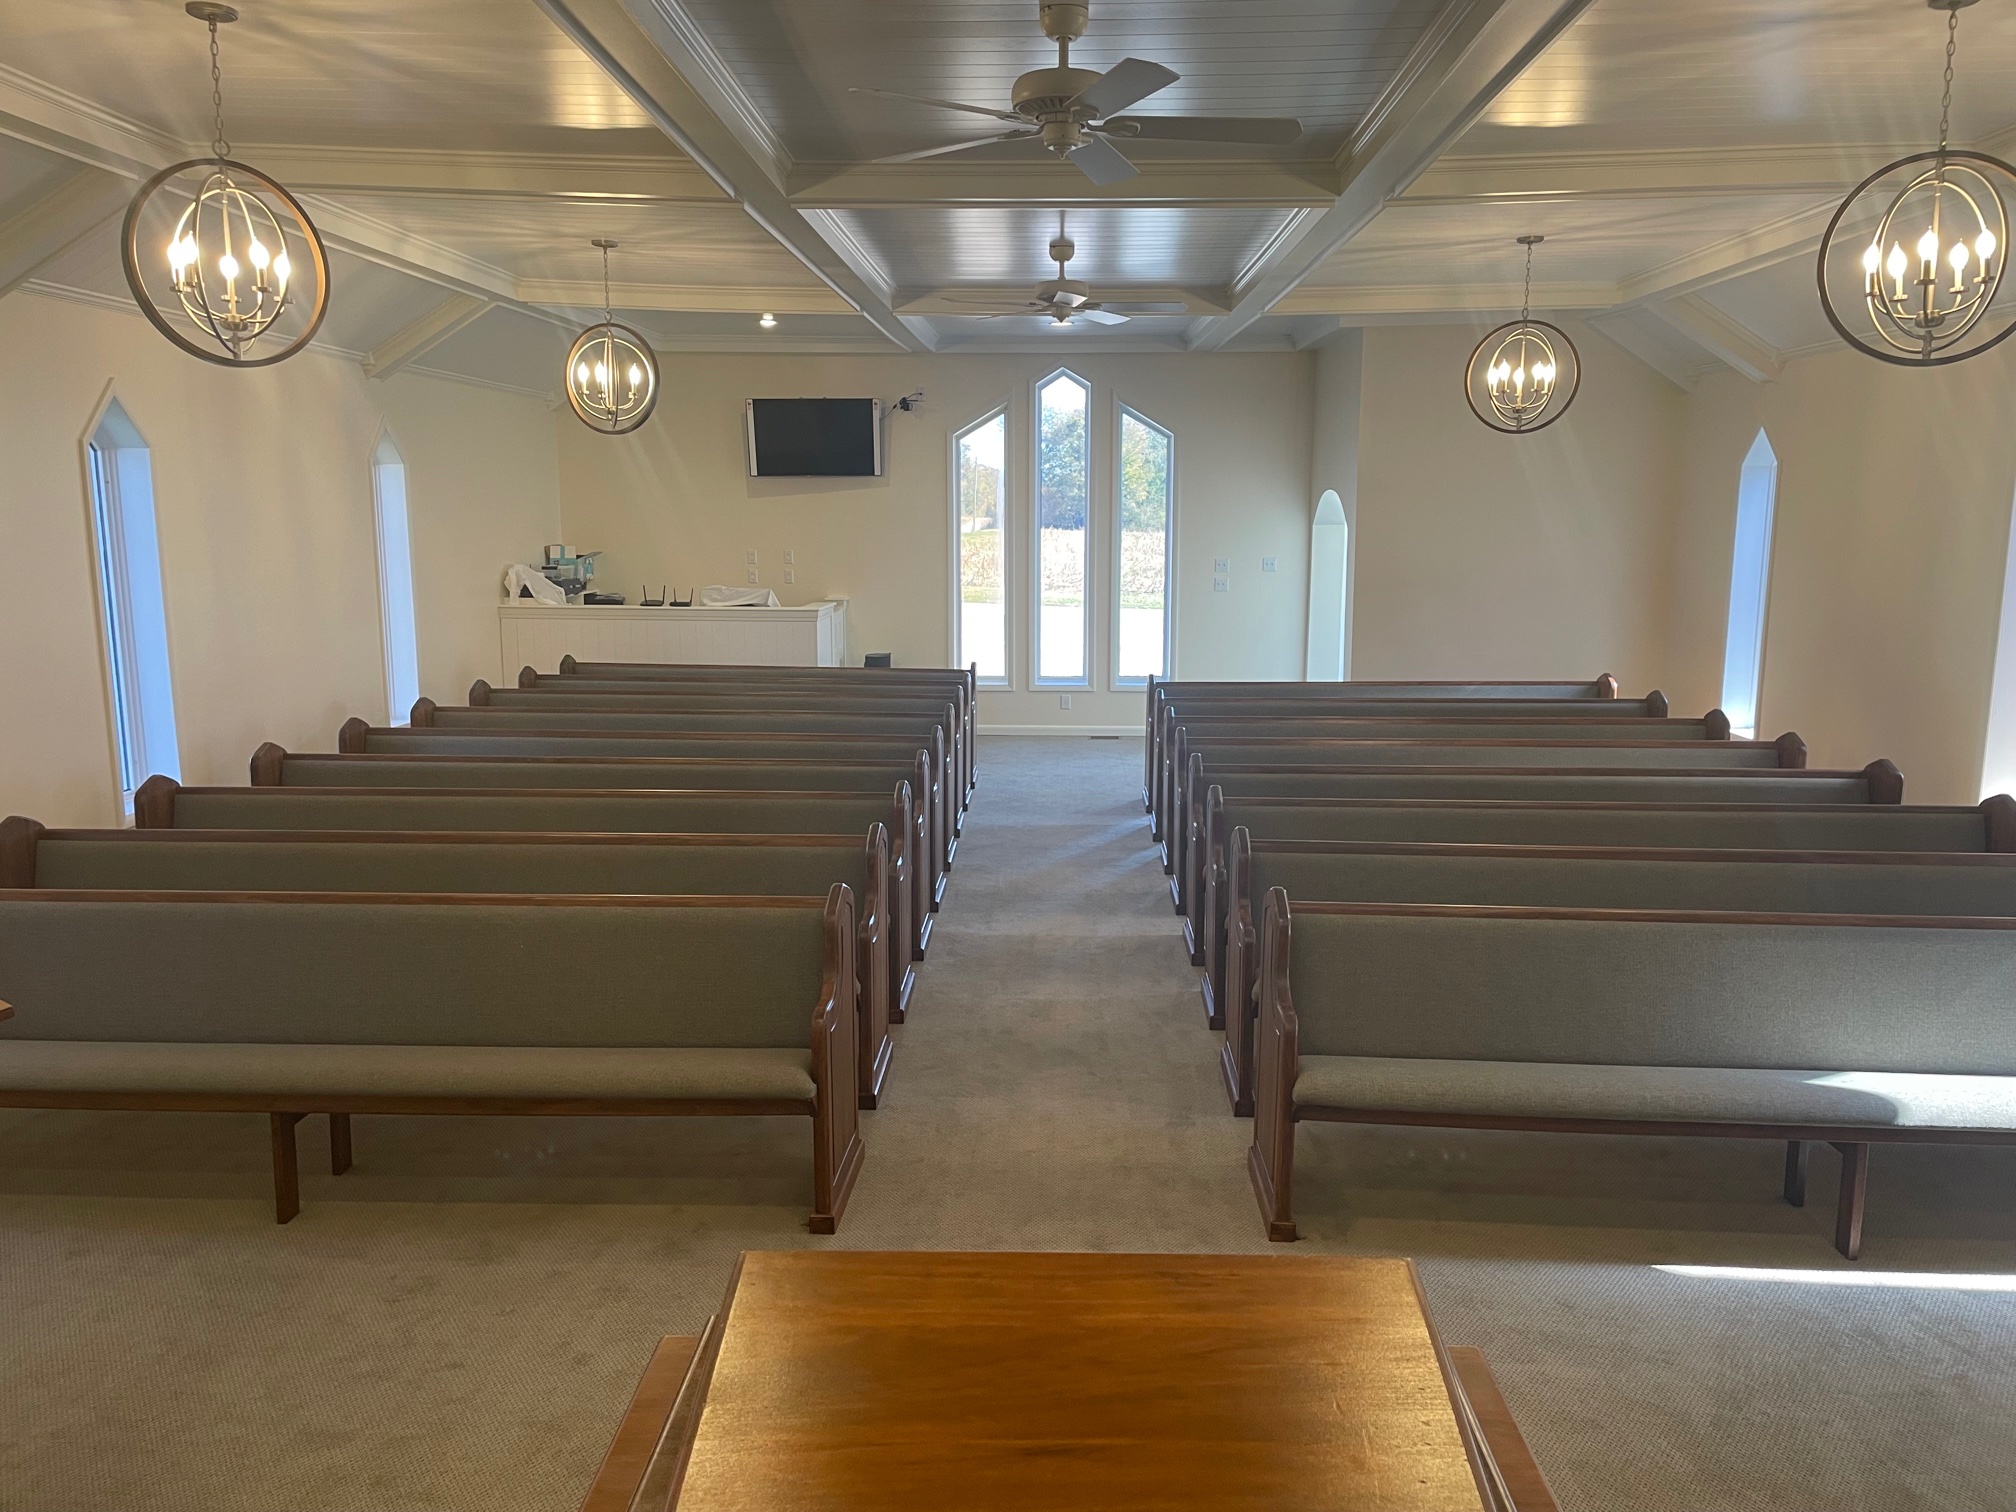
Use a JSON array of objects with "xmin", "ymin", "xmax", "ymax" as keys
[{"xmin": 4, "ymin": 735, "xmax": 2015, "ymax": 1511}]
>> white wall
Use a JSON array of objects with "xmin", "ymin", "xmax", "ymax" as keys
[
  {"xmin": 555, "ymin": 351, "xmax": 1314, "ymax": 732},
  {"xmin": 1667, "ymin": 343, "xmax": 2016, "ymax": 804},
  {"xmin": 0, "ymin": 291, "xmax": 559, "ymax": 825},
  {"xmin": 1348, "ymin": 321, "xmax": 1685, "ymax": 693}
]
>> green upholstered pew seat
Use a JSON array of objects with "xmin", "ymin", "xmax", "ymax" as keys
[
  {"xmin": 0, "ymin": 889, "xmax": 864, "ymax": 1230},
  {"xmin": 0, "ymin": 820, "xmax": 900, "ymax": 1106},
  {"xmin": 1248, "ymin": 896, "xmax": 2016, "ymax": 1258},
  {"xmin": 1216, "ymin": 841, "xmax": 2016, "ymax": 1117}
]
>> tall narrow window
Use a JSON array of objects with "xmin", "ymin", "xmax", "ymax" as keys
[
  {"xmin": 1306, "ymin": 490, "xmax": 1350, "ymax": 680},
  {"xmin": 85, "ymin": 400, "xmax": 180, "ymax": 810},
  {"xmin": 1116, "ymin": 404, "xmax": 1173, "ymax": 684},
  {"xmin": 954, "ymin": 411, "xmax": 1008, "ymax": 683},
  {"xmin": 1720, "ymin": 430, "xmax": 1779, "ymax": 738},
  {"xmin": 372, "ymin": 434, "xmax": 422, "ymax": 723},
  {"xmin": 1035, "ymin": 370, "xmax": 1090, "ymax": 684}
]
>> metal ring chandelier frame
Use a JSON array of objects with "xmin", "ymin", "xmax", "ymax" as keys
[
  {"xmin": 120, "ymin": 4, "xmax": 330, "ymax": 368},
  {"xmin": 1464, "ymin": 235, "xmax": 1580, "ymax": 436},
  {"xmin": 565, "ymin": 239, "xmax": 660, "ymax": 436},
  {"xmin": 1816, "ymin": 0, "xmax": 2016, "ymax": 368}
]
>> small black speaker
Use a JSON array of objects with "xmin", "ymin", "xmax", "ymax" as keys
[{"xmin": 864, "ymin": 652, "xmax": 893, "ymax": 668}]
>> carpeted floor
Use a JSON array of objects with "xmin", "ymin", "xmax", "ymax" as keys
[{"xmin": 4, "ymin": 735, "xmax": 2015, "ymax": 1510}]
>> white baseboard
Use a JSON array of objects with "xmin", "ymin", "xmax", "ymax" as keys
[{"xmin": 978, "ymin": 724, "xmax": 1142, "ymax": 738}]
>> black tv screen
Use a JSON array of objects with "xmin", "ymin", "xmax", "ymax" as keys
[{"xmin": 746, "ymin": 398, "xmax": 884, "ymax": 477}]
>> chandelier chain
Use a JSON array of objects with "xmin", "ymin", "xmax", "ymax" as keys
[
  {"xmin": 1937, "ymin": 6, "xmax": 1958, "ymax": 160},
  {"xmin": 1520, "ymin": 239, "xmax": 1533, "ymax": 326},
  {"xmin": 207, "ymin": 17, "xmax": 230, "ymax": 160},
  {"xmin": 601, "ymin": 242, "xmax": 613, "ymax": 323}
]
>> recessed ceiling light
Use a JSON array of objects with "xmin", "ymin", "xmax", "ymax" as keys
[{"xmin": 758, "ymin": 312, "xmax": 777, "ymax": 329}]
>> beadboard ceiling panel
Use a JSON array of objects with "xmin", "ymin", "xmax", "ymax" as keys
[
  {"xmin": 829, "ymin": 204, "xmax": 1301, "ymax": 290},
  {"xmin": 671, "ymin": 0, "xmax": 1444, "ymax": 163}
]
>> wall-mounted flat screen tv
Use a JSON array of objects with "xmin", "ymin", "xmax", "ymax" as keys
[{"xmin": 745, "ymin": 398, "xmax": 884, "ymax": 477}]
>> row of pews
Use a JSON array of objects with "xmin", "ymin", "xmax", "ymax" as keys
[
  {"xmin": 0, "ymin": 657, "xmax": 977, "ymax": 1233},
  {"xmin": 1147, "ymin": 674, "xmax": 2016, "ymax": 1259}
]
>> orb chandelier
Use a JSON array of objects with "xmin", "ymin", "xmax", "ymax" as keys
[
  {"xmin": 120, "ymin": 3, "xmax": 329, "ymax": 367},
  {"xmin": 1817, "ymin": 0, "xmax": 2015, "ymax": 367},
  {"xmin": 1464, "ymin": 235, "xmax": 1580, "ymax": 435},
  {"xmin": 564, "ymin": 240, "xmax": 659, "ymax": 435}
]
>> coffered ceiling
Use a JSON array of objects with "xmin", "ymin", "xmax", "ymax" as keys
[{"xmin": 0, "ymin": 0, "xmax": 2012, "ymax": 394}]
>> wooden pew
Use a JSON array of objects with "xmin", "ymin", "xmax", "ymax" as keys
[
  {"xmin": 536, "ymin": 658, "xmax": 978, "ymax": 801},
  {"xmin": 1155, "ymin": 720, "xmax": 1781, "ymax": 851},
  {"xmin": 342, "ymin": 720, "xmax": 957, "ymax": 880},
  {"xmin": 0, "ymin": 888, "xmax": 864, "ymax": 1231},
  {"xmin": 266, "ymin": 742, "xmax": 950, "ymax": 923},
  {"xmin": 1166, "ymin": 741, "xmax": 1820, "ymax": 914},
  {"xmin": 1219, "ymin": 838, "xmax": 2016, "ymax": 1117},
  {"xmin": 1192, "ymin": 790, "xmax": 2016, "ymax": 1025},
  {"xmin": 1247, "ymin": 892, "xmax": 2016, "ymax": 1258},
  {"xmin": 1143, "ymin": 675, "xmax": 1644, "ymax": 805},
  {"xmin": 132, "ymin": 776, "xmax": 930, "ymax": 994},
  {"xmin": 462, "ymin": 683, "xmax": 975, "ymax": 813},
  {"xmin": 1, "ymin": 819, "xmax": 900, "ymax": 1107}
]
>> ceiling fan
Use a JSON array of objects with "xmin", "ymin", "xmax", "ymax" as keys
[
  {"xmin": 945, "ymin": 217, "xmax": 1186, "ymax": 326},
  {"xmin": 849, "ymin": 1, "xmax": 1303, "ymax": 186}
]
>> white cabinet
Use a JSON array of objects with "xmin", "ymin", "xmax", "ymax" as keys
[{"xmin": 498, "ymin": 601, "xmax": 848, "ymax": 677}]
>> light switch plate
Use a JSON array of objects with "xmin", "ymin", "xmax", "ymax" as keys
[
  {"xmin": 783, "ymin": 550, "xmax": 795, "ymax": 565},
  {"xmin": 1059, "ymin": 694, "xmax": 1072, "ymax": 710},
  {"xmin": 1213, "ymin": 577, "xmax": 1229, "ymax": 593},
  {"xmin": 784, "ymin": 568, "xmax": 796, "ymax": 584},
  {"xmin": 1261, "ymin": 557, "xmax": 1277, "ymax": 573},
  {"xmin": 745, "ymin": 549, "xmax": 758, "ymax": 565},
  {"xmin": 746, "ymin": 568, "xmax": 759, "ymax": 584}
]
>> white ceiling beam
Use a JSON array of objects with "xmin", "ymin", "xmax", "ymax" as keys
[
  {"xmin": 1648, "ymin": 295, "xmax": 1784, "ymax": 384},
  {"xmin": 237, "ymin": 144, "xmax": 727, "ymax": 205},
  {"xmin": 788, "ymin": 160, "xmax": 1338, "ymax": 211},
  {"xmin": 361, "ymin": 294, "xmax": 496, "ymax": 381},
  {"xmin": 0, "ymin": 161, "xmax": 132, "ymax": 299},
  {"xmin": 895, "ymin": 286, "xmax": 1230, "ymax": 317},
  {"xmin": 534, "ymin": 0, "xmax": 926, "ymax": 352},
  {"xmin": 1401, "ymin": 144, "xmax": 1920, "ymax": 206},
  {"xmin": 1614, "ymin": 200, "xmax": 1838, "ymax": 307},
  {"xmin": 518, "ymin": 279, "xmax": 852, "ymax": 314},
  {"xmin": 1189, "ymin": 0, "xmax": 1600, "ymax": 352},
  {"xmin": 1272, "ymin": 279, "xmax": 1617, "ymax": 317}
]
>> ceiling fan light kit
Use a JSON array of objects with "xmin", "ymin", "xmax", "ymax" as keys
[
  {"xmin": 1464, "ymin": 236, "xmax": 1580, "ymax": 436},
  {"xmin": 121, "ymin": 2, "xmax": 329, "ymax": 367},
  {"xmin": 565, "ymin": 239, "xmax": 659, "ymax": 436},
  {"xmin": 850, "ymin": 0, "xmax": 1301, "ymax": 186},
  {"xmin": 1817, "ymin": 0, "xmax": 2015, "ymax": 367}
]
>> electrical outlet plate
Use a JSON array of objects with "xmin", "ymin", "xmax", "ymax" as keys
[
  {"xmin": 1261, "ymin": 557, "xmax": 1277, "ymax": 573},
  {"xmin": 745, "ymin": 549, "xmax": 758, "ymax": 565},
  {"xmin": 1213, "ymin": 577, "xmax": 1229, "ymax": 593},
  {"xmin": 746, "ymin": 568, "xmax": 759, "ymax": 584},
  {"xmin": 1059, "ymin": 694, "xmax": 1072, "ymax": 710},
  {"xmin": 784, "ymin": 568, "xmax": 796, "ymax": 584},
  {"xmin": 1213, "ymin": 557, "xmax": 1230, "ymax": 573},
  {"xmin": 783, "ymin": 550, "xmax": 795, "ymax": 565}
]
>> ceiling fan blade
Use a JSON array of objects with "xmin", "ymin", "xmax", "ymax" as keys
[
  {"xmin": 872, "ymin": 131, "xmax": 1040, "ymax": 165},
  {"xmin": 1067, "ymin": 133, "xmax": 1139, "ymax": 186},
  {"xmin": 1102, "ymin": 301, "xmax": 1189, "ymax": 315},
  {"xmin": 1079, "ymin": 308, "xmax": 1130, "ymax": 325},
  {"xmin": 848, "ymin": 86, "xmax": 1025, "ymax": 125},
  {"xmin": 1070, "ymin": 57, "xmax": 1180, "ymax": 119},
  {"xmin": 1101, "ymin": 115, "xmax": 1304, "ymax": 145}
]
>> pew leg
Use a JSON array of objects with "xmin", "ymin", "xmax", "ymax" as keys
[
  {"xmin": 329, "ymin": 1113, "xmax": 353, "ymax": 1177},
  {"xmin": 270, "ymin": 1113, "xmax": 303, "ymax": 1225},
  {"xmin": 1831, "ymin": 1141, "xmax": 1869, "ymax": 1260},
  {"xmin": 1782, "ymin": 1140, "xmax": 1807, "ymax": 1207}
]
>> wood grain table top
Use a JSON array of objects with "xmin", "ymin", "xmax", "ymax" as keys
[{"xmin": 670, "ymin": 1250, "xmax": 1490, "ymax": 1512}]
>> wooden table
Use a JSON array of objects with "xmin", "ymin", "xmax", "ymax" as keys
[{"xmin": 587, "ymin": 1251, "xmax": 1555, "ymax": 1512}]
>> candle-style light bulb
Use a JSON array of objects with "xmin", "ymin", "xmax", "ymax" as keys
[
  {"xmin": 1887, "ymin": 242, "xmax": 1909, "ymax": 297},
  {"xmin": 219, "ymin": 253, "xmax": 239, "ymax": 281},
  {"xmin": 1918, "ymin": 227, "xmax": 1941, "ymax": 267},
  {"xmin": 627, "ymin": 363, "xmax": 643, "ymax": 389},
  {"xmin": 1863, "ymin": 242, "xmax": 1883, "ymax": 276},
  {"xmin": 248, "ymin": 239, "xmax": 269, "ymax": 269},
  {"xmin": 575, "ymin": 362, "xmax": 590, "ymax": 386},
  {"xmin": 1977, "ymin": 229, "xmax": 1998, "ymax": 275}
]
